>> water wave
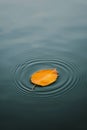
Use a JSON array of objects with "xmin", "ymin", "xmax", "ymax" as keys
[{"xmin": 14, "ymin": 58, "xmax": 80, "ymax": 97}]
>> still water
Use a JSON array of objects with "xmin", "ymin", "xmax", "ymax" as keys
[{"xmin": 0, "ymin": 0, "xmax": 87, "ymax": 129}]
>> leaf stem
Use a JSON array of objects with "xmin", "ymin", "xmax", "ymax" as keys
[{"xmin": 32, "ymin": 84, "xmax": 36, "ymax": 90}]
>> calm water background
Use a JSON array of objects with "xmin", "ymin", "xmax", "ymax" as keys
[{"xmin": 0, "ymin": 0, "xmax": 87, "ymax": 129}]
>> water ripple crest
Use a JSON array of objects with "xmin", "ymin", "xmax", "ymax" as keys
[{"xmin": 14, "ymin": 58, "xmax": 80, "ymax": 97}]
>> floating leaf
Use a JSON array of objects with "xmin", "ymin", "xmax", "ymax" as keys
[{"xmin": 30, "ymin": 68, "xmax": 59, "ymax": 87}]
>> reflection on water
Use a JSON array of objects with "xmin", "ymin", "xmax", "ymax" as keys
[{"xmin": 0, "ymin": 0, "xmax": 87, "ymax": 129}]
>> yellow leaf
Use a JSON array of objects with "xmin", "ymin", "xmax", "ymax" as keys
[{"xmin": 30, "ymin": 68, "xmax": 59, "ymax": 87}]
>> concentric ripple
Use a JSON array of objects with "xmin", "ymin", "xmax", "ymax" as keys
[{"xmin": 14, "ymin": 59, "xmax": 80, "ymax": 97}]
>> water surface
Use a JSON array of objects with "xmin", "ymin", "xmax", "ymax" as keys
[{"xmin": 0, "ymin": 0, "xmax": 87, "ymax": 129}]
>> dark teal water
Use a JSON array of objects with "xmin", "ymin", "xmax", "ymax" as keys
[{"xmin": 0, "ymin": 0, "xmax": 87, "ymax": 129}]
